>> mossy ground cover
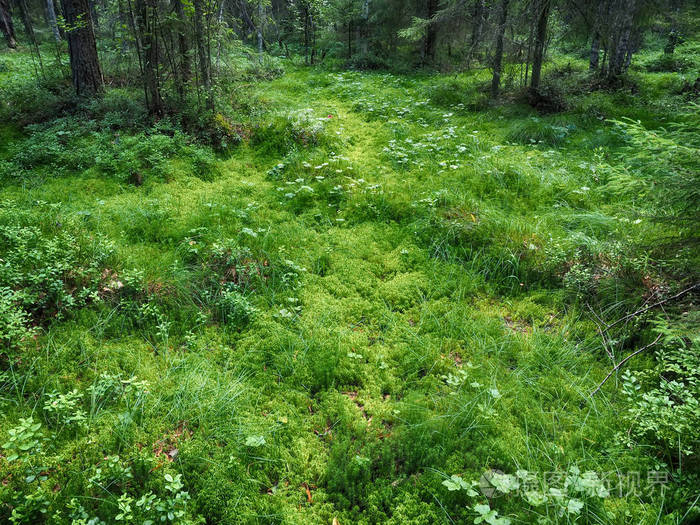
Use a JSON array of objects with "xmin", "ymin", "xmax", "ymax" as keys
[{"xmin": 0, "ymin": 47, "xmax": 698, "ymax": 524}]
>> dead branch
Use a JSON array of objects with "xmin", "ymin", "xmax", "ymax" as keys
[
  {"xmin": 590, "ymin": 333, "xmax": 663, "ymax": 397},
  {"xmin": 602, "ymin": 283, "xmax": 699, "ymax": 333}
]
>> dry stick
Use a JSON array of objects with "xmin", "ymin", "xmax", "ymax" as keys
[
  {"xmin": 590, "ymin": 333, "xmax": 663, "ymax": 397},
  {"xmin": 587, "ymin": 303, "xmax": 615, "ymax": 363},
  {"xmin": 602, "ymin": 283, "xmax": 699, "ymax": 333}
]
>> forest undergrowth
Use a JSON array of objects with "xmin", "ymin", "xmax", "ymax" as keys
[{"xmin": 1, "ymin": 41, "xmax": 699, "ymax": 524}]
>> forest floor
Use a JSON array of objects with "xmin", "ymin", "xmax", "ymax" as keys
[{"xmin": 1, "ymin": 51, "xmax": 699, "ymax": 524}]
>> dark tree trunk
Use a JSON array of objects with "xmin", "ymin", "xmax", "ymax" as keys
[
  {"xmin": 173, "ymin": 0, "xmax": 190, "ymax": 83},
  {"xmin": 302, "ymin": 6, "xmax": 308, "ymax": 64},
  {"xmin": 135, "ymin": 0, "xmax": 162, "ymax": 114},
  {"xmin": 16, "ymin": 0, "xmax": 44, "ymax": 75},
  {"xmin": 126, "ymin": 0, "xmax": 145, "ymax": 77},
  {"xmin": 467, "ymin": 0, "xmax": 485, "ymax": 67},
  {"xmin": 607, "ymin": 0, "xmax": 637, "ymax": 82},
  {"xmin": 589, "ymin": 32, "xmax": 600, "ymax": 70},
  {"xmin": 310, "ymin": 11, "xmax": 316, "ymax": 64},
  {"xmin": 194, "ymin": 0, "xmax": 212, "ymax": 110},
  {"xmin": 15, "ymin": 0, "xmax": 32, "ymax": 40},
  {"xmin": 529, "ymin": 0, "xmax": 550, "ymax": 90},
  {"xmin": 61, "ymin": 0, "xmax": 104, "ymax": 95},
  {"xmin": 0, "ymin": 0, "xmax": 17, "ymax": 48},
  {"xmin": 360, "ymin": 0, "xmax": 369, "ymax": 56},
  {"xmin": 490, "ymin": 0, "xmax": 510, "ymax": 98},
  {"xmin": 257, "ymin": 0, "xmax": 263, "ymax": 57},
  {"xmin": 116, "ymin": 0, "xmax": 129, "ymax": 53},
  {"xmin": 46, "ymin": 0, "xmax": 61, "ymax": 41},
  {"xmin": 236, "ymin": 0, "xmax": 255, "ymax": 43},
  {"xmin": 423, "ymin": 0, "xmax": 438, "ymax": 63}
]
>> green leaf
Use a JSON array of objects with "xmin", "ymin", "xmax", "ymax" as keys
[
  {"xmin": 442, "ymin": 474, "xmax": 469, "ymax": 491},
  {"xmin": 525, "ymin": 491, "xmax": 547, "ymax": 506},
  {"xmin": 245, "ymin": 435, "xmax": 266, "ymax": 447},
  {"xmin": 567, "ymin": 498, "xmax": 584, "ymax": 515}
]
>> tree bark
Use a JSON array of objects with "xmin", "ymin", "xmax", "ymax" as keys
[
  {"xmin": 61, "ymin": 0, "xmax": 104, "ymax": 95},
  {"xmin": 236, "ymin": 0, "xmax": 255, "ymax": 43},
  {"xmin": 257, "ymin": 0, "xmax": 263, "ymax": 57},
  {"xmin": 15, "ymin": 0, "xmax": 32, "ymax": 40},
  {"xmin": 589, "ymin": 31, "xmax": 600, "ymax": 70},
  {"xmin": 135, "ymin": 0, "xmax": 162, "ymax": 114},
  {"xmin": 423, "ymin": 0, "xmax": 438, "ymax": 64},
  {"xmin": 46, "ymin": 0, "xmax": 61, "ymax": 41},
  {"xmin": 310, "ymin": 10, "xmax": 316, "ymax": 64},
  {"xmin": 173, "ymin": 0, "xmax": 190, "ymax": 83},
  {"xmin": 16, "ymin": 0, "xmax": 44, "ymax": 75},
  {"xmin": 607, "ymin": 0, "xmax": 636, "ymax": 82},
  {"xmin": 490, "ymin": 0, "xmax": 510, "ymax": 98},
  {"xmin": 360, "ymin": 0, "xmax": 369, "ymax": 56},
  {"xmin": 529, "ymin": 0, "xmax": 550, "ymax": 90},
  {"xmin": 302, "ymin": 4, "xmax": 309, "ymax": 64},
  {"xmin": 467, "ymin": 0, "xmax": 485, "ymax": 67},
  {"xmin": 193, "ymin": 0, "xmax": 213, "ymax": 110},
  {"xmin": 0, "ymin": 0, "xmax": 17, "ymax": 48}
]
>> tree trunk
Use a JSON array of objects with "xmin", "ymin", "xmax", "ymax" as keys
[
  {"xmin": 423, "ymin": 0, "xmax": 438, "ymax": 64},
  {"xmin": 257, "ymin": 0, "xmax": 263, "ymax": 58},
  {"xmin": 193, "ymin": 0, "xmax": 212, "ymax": 110},
  {"xmin": 217, "ymin": 0, "xmax": 224, "ymax": 23},
  {"xmin": 173, "ymin": 0, "xmax": 190, "ymax": 82},
  {"xmin": 607, "ymin": 0, "xmax": 636, "ymax": 82},
  {"xmin": 589, "ymin": 32, "xmax": 600, "ymax": 70},
  {"xmin": 467, "ymin": 0, "xmax": 485, "ymax": 67},
  {"xmin": 61, "ymin": 0, "xmax": 104, "ymax": 95},
  {"xmin": 135, "ymin": 0, "xmax": 162, "ymax": 114},
  {"xmin": 0, "ymin": 0, "xmax": 17, "ymax": 48},
  {"xmin": 16, "ymin": 0, "xmax": 44, "ymax": 75},
  {"xmin": 15, "ymin": 0, "xmax": 32, "ymax": 40},
  {"xmin": 529, "ymin": 0, "xmax": 550, "ymax": 90},
  {"xmin": 310, "ymin": 10, "xmax": 316, "ymax": 64},
  {"xmin": 46, "ymin": 0, "xmax": 61, "ymax": 41},
  {"xmin": 490, "ymin": 0, "xmax": 510, "ymax": 98},
  {"xmin": 360, "ymin": 0, "xmax": 369, "ymax": 56},
  {"xmin": 303, "ymin": 5, "xmax": 309, "ymax": 64},
  {"xmin": 236, "ymin": 0, "xmax": 255, "ymax": 43}
]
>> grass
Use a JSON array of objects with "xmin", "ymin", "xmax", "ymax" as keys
[{"xmin": 0, "ymin": 46, "xmax": 698, "ymax": 524}]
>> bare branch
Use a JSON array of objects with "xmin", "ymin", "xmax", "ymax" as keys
[
  {"xmin": 602, "ymin": 283, "xmax": 699, "ymax": 333},
  {"xmin": 590, "ymin": 333, "xmax": 663, "ymax": 397}
]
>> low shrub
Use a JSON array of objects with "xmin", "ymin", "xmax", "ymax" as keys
[
  {"xmin": 426, "ymin": 78, "xmax": 467, "ymax": 107},
  {"xmin": 252, "ymin": 109, "xmax": 331, "ymax": 154},
  {"xmin": 0, "ymin": 201, "xmax": 115, "ymax": 363},
  {"xmin": 506, "ymin": 117, "xmax": 575, "ymax": 146},
  {"xmin": 621, "ymin": 321, "xmax": 700, "ymax": 460}
]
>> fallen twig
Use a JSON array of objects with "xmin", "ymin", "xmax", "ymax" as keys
[
  {"xmin": 590, "ymin": 333, "xmax": 663, "ymax": 397},
  {"xmin": 587, "ymin": 303, "xmax": 615, "ymax": 363},
  {"xmin": 602, "ymin": 284, "xmax": 699, "ymax": 333}
]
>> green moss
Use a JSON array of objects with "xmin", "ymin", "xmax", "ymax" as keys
[{"xmin": 0, "ymin": 50, "xmax": 697, "ymax": 524}]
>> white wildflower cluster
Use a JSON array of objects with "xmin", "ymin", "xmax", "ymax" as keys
[{"xmin": 274, "ymin": 152, "xmax": 357, "ymax": 205}]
